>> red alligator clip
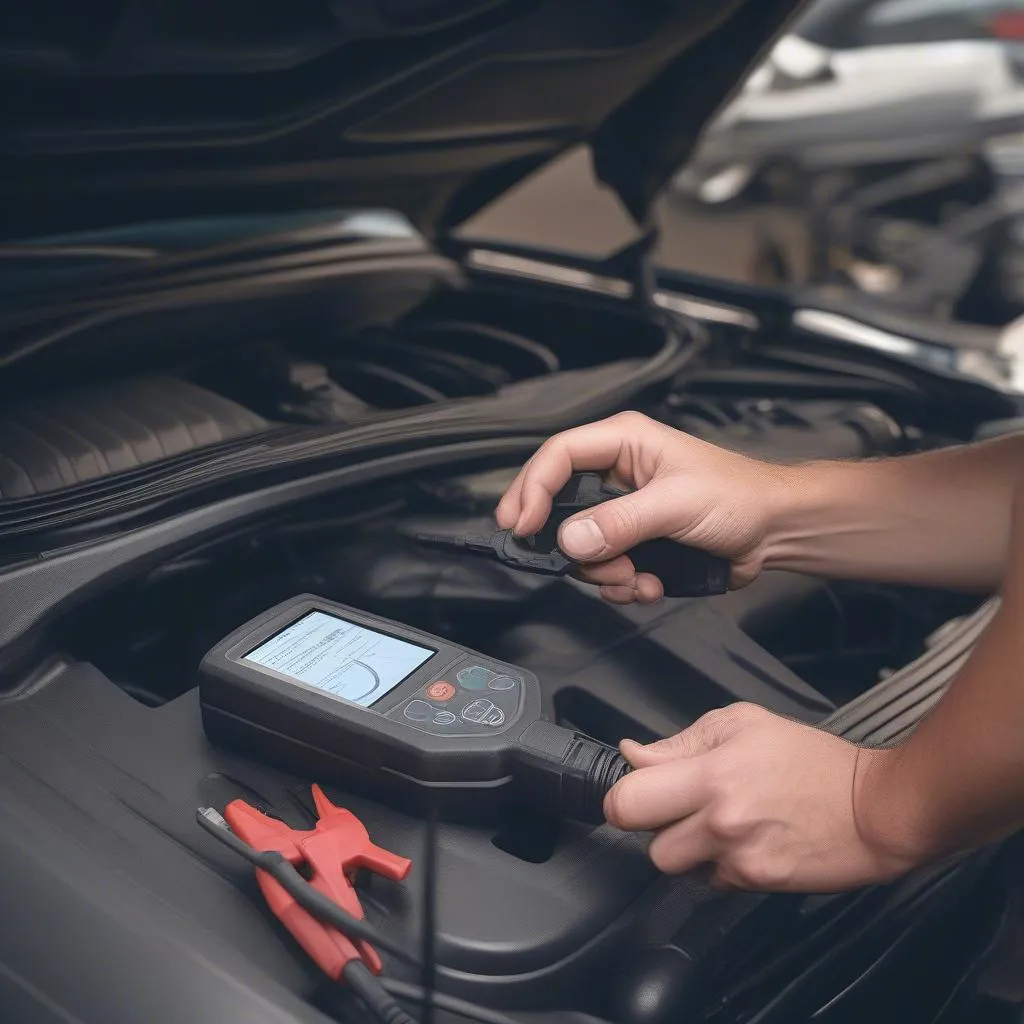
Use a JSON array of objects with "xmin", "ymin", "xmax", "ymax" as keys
[{"xmin": 224, "ymin": 784, "xmax": 412, "ymax": 981}]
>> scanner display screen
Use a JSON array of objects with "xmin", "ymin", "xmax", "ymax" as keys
[{"xmin": 243, "ymin": 610, "xmax": 435, "ymax": 707}]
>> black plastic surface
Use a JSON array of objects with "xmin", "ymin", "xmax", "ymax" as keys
[
  {"xmin": 819, "ymin": 599, "xmax": 1000, "ymax": 746},
  {"xmin": 0, "ymin": 0, "xmax": 804, "ymax": 240},
  {"xmin": 499, "ymin": 585, "xmax": 836, "ymax": 742},
  {"xmin": 0, "ymin": 298, "xmax": 686, "ymax": 545},
  {"xmin": 0, "ymin": 657, "xmax": 661, "ymax": 1020},
  {"xmin": 0, "ymin": 303, "xmax": 692, "ymax": 674},
  {"xmin": 0, "ymin": 376, "xmax": 268, "ymax": 499},
  {"xmin": 0, "ymin": 582, "xmax": 998, "ymax": 1023},
  {"xmin": 0, "ymin": 437, "xmax": 544, "ymax": 677},
  {"xmin": 0, "ymin": 558, "xmax": 844, "ymax": 1024}
]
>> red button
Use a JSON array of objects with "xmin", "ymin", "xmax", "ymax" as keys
[{"xmin": 426, "ymin": 681, "xmax": 456, "ymax": 702}]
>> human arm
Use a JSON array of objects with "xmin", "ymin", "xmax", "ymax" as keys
[
  {"xmin": 764, "ymin": 432, "xmax": 1024, "ymax": 590},
  {"xmin": 496, "ymin": 411, "xmax": 1024, "ymax": 599},
  {"xmin": 600, "ymin": 472, "xmax": 1024, "ymax": 891},
  {"xmin": 853, "ymin": 471, "xmax": 1024, "ymax": 860}
]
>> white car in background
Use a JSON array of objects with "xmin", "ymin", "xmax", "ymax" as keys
[{"xmin": 677, "ymin": 0, "xmax": 1024, "ymax": 204}]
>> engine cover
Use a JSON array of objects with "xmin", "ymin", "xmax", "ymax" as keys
[
  {"xmin": 0, "ymin": 584, "xmax": 998, "ymax": 1024},
  {"xmin": 0, "ymin": 574, "xmax": 841, "ymax": 1021}
]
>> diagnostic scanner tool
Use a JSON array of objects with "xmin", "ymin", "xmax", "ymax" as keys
[{"xmin": 200, "ymin": 595, "xmax": 628, "ymax": 824}]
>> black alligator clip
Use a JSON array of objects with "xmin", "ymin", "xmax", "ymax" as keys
[{"xmin": 416, "ymin": 473, "xmax": 731, "ymax": 598}]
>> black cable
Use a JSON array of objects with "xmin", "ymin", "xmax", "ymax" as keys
[
  {"xmin": 421, "ymin": 798, "xmax": 438, "ymax": 1024},
  {"xmin": 381, "ymin": 981, "xmax": 522, "ymax": 1024},
  {"xmin": 196, "ymin": 808, "xmax": 420, "ymax": 966},
  {"xmin": 198, "ymin": 807, "xmax": 529, "ymax": 1024},
  {"xmin": 343, "ymin": 961, "xmax": 418, "ymax": 1024}
]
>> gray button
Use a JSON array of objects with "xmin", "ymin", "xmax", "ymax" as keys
[
  {"xmin": 432, "ymin": 711, "xmax": 457, "ymax": 726},
  {"xmin": 403, "ymin": 700, "xmax": 433, "ymax": 722},
  {"xmin": 461, "ymin": 698, "xmax": 505, "ymax": 728},
  {"xmin": 487, "ymin": 674, "xmax": 517, "ymax": 691}
]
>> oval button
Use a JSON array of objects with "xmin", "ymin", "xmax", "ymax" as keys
[
  {"xmin": 403, "ymin": 700, "xmax": 433, "ymax": 722},
  {"xmin": 456, "ymin": 666, "xmax": 491, "ymax": 691},
  {"xmin": 487, "ymin": 674, "xmax": 517, "ymax": 691}
]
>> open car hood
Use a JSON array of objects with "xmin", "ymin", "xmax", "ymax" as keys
[{"xmin": 1, "ymin": 0, "xmax": 803, "ymax": 242}]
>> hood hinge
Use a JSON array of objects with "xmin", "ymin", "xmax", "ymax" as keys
[{"xmin": 602, "ymin": 226, "xmax": 660, "ymax": 315}]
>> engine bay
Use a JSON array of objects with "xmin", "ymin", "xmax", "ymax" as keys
[
  {"xmin": 0, "ymin": 469, "xmax": 992, "ymax": 1024},
  {"xmin": 0, "ymin": 263, "xmax": 1011, "ymax": 1024}
]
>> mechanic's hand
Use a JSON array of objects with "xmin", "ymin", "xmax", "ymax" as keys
[
  {"xmin": 604, "ymin": 703, "xmax": 922, "ymax": 892},
  {"xmin": 496, "ymin": 411, "xmax": 787, "ymax": 603}
]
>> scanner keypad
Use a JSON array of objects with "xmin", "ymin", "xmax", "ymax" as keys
[{"xmin": 388, "ymin": 659, "xmax": 523, "ymax": 736}]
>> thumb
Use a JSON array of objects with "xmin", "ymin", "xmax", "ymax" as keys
[
  {"xmin": 621, "ymin": 707, "xmax": 751, "ymax": 767},
  {"xmin": 557, "ymin": 479, "xmax": 683, "ymax": 563},
  {"xmin": 621, "ymin": 730, "xmax": 715, "ymax": 769}
]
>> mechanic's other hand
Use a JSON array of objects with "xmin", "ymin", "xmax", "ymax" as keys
[
  {"xmin": 604, "ymin": 704, "xmax": 921, "ymax": 892},
  {"xmin": 495, "ymin": 411, "xmax": 786, "ymax": 603}
]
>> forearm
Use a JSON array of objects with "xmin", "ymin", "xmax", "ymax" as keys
[
  {"xmin": 855, "ymin": 475, "xmax": 1024, "ymax": 864},
  {"xmin": 762, "ymin": 434, "xmax": 1024, "ymax": 589},
  {"xmin": 861, "ymin": 596, "xmax": 1024, "ymax": 862}
]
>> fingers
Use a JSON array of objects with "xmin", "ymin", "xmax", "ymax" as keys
[
  {"xmin": 495, "ymin": 414, "xmax": 682, "ymax": 607},
  {"xmin": 494, "ymin": 468, "xmax": 526, "ymax": 530},
  {"xmin": 603, "ymin": 758, "xmax": 707, "ymax": 832},
  {"xmin": 599, "ymin": 577, "xmax": 663, "ymax": 604},
  {"xmin": 621, "ymin": 704, "xmax": 762, "ymax": 768},
  {"xmin": 573, "ymin": 553, "xmax": 635, "ymax": 587},
  {"xmin": 620, "ymin": 728, "xmax": 715, "ymax": 769},
  {"xmin": 498, "ymin": 420, "xmax": 630, "ymax": 537},
  {"xmin": 574, "ymin": 556, "xmax": 664, "ymax": 605},
  {"xmin": 647, "ymin": 813, "xmax": 719, "ymax": 876}
]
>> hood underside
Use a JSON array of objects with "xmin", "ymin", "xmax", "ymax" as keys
[{"xmin": 2, "ymin": 0, "xmax": 803, "ymax": 242}]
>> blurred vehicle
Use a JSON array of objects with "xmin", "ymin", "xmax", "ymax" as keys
[
  {"xmin": 672, "ymin": 0, "xmax": 1024, "ymax": 330},
  {"xmin": 789, "ymin": 135, "xmax": 1024, "ymax": 326},
  {"xmin": 675, "ymin": 0, "xmax": 1024, "ymax": 207}
]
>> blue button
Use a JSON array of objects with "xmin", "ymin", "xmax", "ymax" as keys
[{"xmin": 457, "ymin": 665, "xmax": 491, "ymax": 690}]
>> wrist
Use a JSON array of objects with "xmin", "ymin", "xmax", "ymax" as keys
[
  {"xmin": 759, "ymin": 460, "xmax": 845, "ymax": 573},
  {"xmin": 851, "ymin": 745, "xmax": 941, "ymax": 873}
]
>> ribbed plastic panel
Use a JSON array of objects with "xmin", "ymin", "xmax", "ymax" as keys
[
  {"xmin": 0, "ymin": 376, "xmax": 268, "ymax": 499},
  {"xmin": 820, "ymin": 599, "xmax": 999, "ymax": 746}
]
